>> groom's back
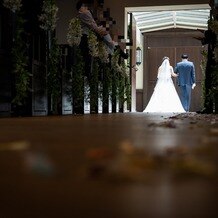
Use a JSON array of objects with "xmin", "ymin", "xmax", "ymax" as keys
[{"xmin": 176, "ymin": 61, "xmax": 194, "ymax": 85}]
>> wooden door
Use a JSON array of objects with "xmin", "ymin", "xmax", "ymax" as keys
[{"xmin": 144, "ymin": 29, "xmax": 206, "ymax": 112}]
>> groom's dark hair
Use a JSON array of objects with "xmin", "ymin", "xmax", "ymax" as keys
[{"xmin": 181, "ymin": 54, "xmax": 188, "ymax": 59}]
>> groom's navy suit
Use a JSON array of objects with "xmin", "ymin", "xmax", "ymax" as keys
[{"xmin": 175, "ymin": 59, "xmax": 196, "ymax": 112}]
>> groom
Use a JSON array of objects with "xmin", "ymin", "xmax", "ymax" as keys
[{"xmin": 174, "ymin": 54, "xmax": 196, "ymax": 112}]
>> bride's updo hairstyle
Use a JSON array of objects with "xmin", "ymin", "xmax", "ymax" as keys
[{"xmin": 162, "ymin": 56, "xmax": 169, "ymax": 61}]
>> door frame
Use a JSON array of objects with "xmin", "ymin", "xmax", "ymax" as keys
[{"xmin": 124, "ymin": 4, "xmax": 210, "ymax": 112}]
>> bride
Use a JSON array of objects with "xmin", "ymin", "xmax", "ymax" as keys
[{"xmin": 143, "ymin": 57, "xmax": 185, "ymax": 113}]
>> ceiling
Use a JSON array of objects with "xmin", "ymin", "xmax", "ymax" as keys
[
  {"xmin": 132, "ymin": 8, "xmax": 210, "ymax": 33},
  {"xmin": 133, "ymin": 9, "xmax": 210, "ymax": 33}
]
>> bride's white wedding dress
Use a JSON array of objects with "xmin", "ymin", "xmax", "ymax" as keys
[{"xmin": 143, "ymin": 59, "xmax": 185, "ymax": 113}]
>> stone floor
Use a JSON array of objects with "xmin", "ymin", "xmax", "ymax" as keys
[{"xmin": 0, "ymin": 112, "xmax": 217, "ymax": 218}]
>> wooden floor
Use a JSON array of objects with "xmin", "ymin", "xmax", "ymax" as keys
[{"xmin": 0, "ymin": 112, "xmax": 217, "ymax": 218}]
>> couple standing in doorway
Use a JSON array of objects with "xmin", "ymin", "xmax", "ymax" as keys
[{"xmin": 143, "ymin": 54, "xmax": 196, "ymax": 113}]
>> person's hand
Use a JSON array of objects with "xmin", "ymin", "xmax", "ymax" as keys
[
  {"xmin": 192, "ymin": 83, "xmax": 196, "ymax": 89},
  {"xmin": 98, "ymin": 27, "xmax": 107, "ymax": 36}
]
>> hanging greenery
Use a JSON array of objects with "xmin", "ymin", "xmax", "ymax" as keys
[
  {"xmin": 209, "ymin": 19, "xmax": 218, "ymax": 63},
  {"xmin": 111, "ymin": 49, "xmax": 131, "ymax": 108},
  {"xmin": 111, "ymin": 49, "xmax": 124, "ymax": 73},
  {"xmin": 71, "ymin": 47, "xmax": 85, "ymax": 113},
  {"xmin": 207, "ymin": 18, "xmax": 218, "ymax": 112},
  {"xmin": 87, "ymin": 32, "xmax": 110, "ymax": 112},
  {"xmin": 207, "ymin": 65, "xmax": 218, "ymax": 104},
  {"xmin": 110, "ymin": 50, "xmax": 121, "ymax": 105},
  {"xmin": 38, "ymin": 0, "xmax": 58, "ymax": 31},
  {"xmin": 11, "ymin": 14, "xmax": 30, "ymax": 106},
  {"xmin": 3, "ymin": 0, "xmax": 22, "ymax": 12},
  {"xmin": 89, "ymin": 59, "xmax": 99, "ymax": 113},
  {"xmin": 47, "ymin": 37, "xmax": 61, "ymax": 113},
  {"xmin": 3, "ymin": 0, "xmax": 30, "ymax": 107},
  {"xmin": 118, "ymin": 60, "xmax": 131, "ymax": 108},
  {"xmin": 98, "ymin": 41, "xmax": 109, "ymax": 63},
  {"xmin": 101, "ymin": 62, "xmax": 111, "ymax": 113},
  {"xmin": 200, "ymin": 50, "xmax": 208, "ymax": 108},
  {"xmin": 67, "ymin": 17, "xmax": 85, "ymax": 113},
  {"xmin": 111, "ymin": 69, "xmax": 118, "ymax": 112},
  {"xmin": 67, "ymin": 18, "xmax": 82, "ymax": 46},
  {"xmin": 124, "ymin": 64, "xmax": 131, "ymax": 108},
  {"xmin": 88, "ymin": 30, "xmax": 99, "ymax": 57},
  {"xmin": 66, "ymin": 11, "xmax": 130, "ymax": 113},
  {"xmin": 39, "ymin": 0, "xmax": 60, "ymax": 114},
  {"xmin": 208, "ymin": 19, "xmax": 218, "ymax": 34}
]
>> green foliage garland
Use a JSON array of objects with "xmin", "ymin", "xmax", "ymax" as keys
[
  {"xmin": 67, "ymin": 18, "xmax": 82, "ymax": 46},
  {"xmin": 3, "ymin": 0, "xmax": 22, "ymax": 12},
  {"xmin": 200, "ymin": 50, "xmax": 207, "ymax": 108},
  {"xmin": 66, "ymin": 15, "xmax": 130, "ymax": 113},
  {"xmin": 89, "ymin": 59, "xmax": 99, "ymax": 113},
  {"xmin": 3, "ymin": 0, "xmax": 30, "ymax": 107},
  {"xmin": 111, "ymin": 49, "xmax": 131, "ymax": 109},
  {"xmin": 47, "ymin": 37, "xmax": 61, "ymax": 112},
  {"xmin": 11, "ymin": 13, "xmax": 30, "ymax": 106},
  {"xmin": 38, "ymin": 0, "xmax": 58, "ymax": 31},
  {"xmin": 88, "ymin": 31, "xmax": 99, "ymax": 57},
  {"xmin": 72, "ymin": 47, "xmax": 85, "ymax": 113},
  {"xmin": 39, "ymin": 0, "xmax": 60, "ymax": 114},
  {"xmin": 207, "ymin": 19, "xmax": 218, "ymax": 112},
  {"xmin": 12, "ymin": 41, "xmax": 30, "ymax": 106}
]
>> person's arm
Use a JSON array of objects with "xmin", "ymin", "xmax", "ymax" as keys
[
  {"xmin": 78, "ymin": 11, "xmax": 107, "ymax": 36},
  {"xmin": 191, "ymin": 63, "xmax": 196, "ymax": 83},
  {"xmin": 174, "ymin": 64, "xmax": 178, "ymax": 74},
  {"xmin": 191, "ymin": 63, "xmax": 196, "ymax": 89},
  {"xmin": 170, "ymin": 66, "xmax": 178, "ymax": 77},
  {"xmin": 174, "ymin": 64, "xmax": 180, "ymax": 85}
]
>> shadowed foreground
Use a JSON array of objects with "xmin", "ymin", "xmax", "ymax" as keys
[{"xmin": 0, "ymin": 112, "xmax": 217, "ymax": 218}]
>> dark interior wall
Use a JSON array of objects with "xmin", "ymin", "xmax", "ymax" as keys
[
  {"xmin": 56, "ymin": 0, "xmax": 209, "ymax": 44},
  {"xmin": 0, "ymin": 12, "xmax": 2, "ymax": 48},
  {"xmin": 56, "ymin": 0, "xmax": 77, "ymax": 44},
  {"xmin": 104, "ymin": 0, "xmax": 209, "ymax": 36}
]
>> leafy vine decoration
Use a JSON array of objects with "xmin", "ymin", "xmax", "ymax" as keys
[
  {"xmin": 66, "ymin": 14, "xmax": 130, "ymax": 113},
  {"xmin": 39, "ymin": 0, "xmax": 60, "ymax": 114},
  {"xmin": 3, "ymin": 0, "xmax": 22, "ymax": 12},
  {"xmin": 207, "ymin": 19, "xmax": 218, "ymax": 111},
  {"xmin": 3, "ymin": 0, "xmax": 31, "ymax": 107},
  {"xmin": 67, "ymin": 18, "xmax": 82, "ymax": 46}
]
